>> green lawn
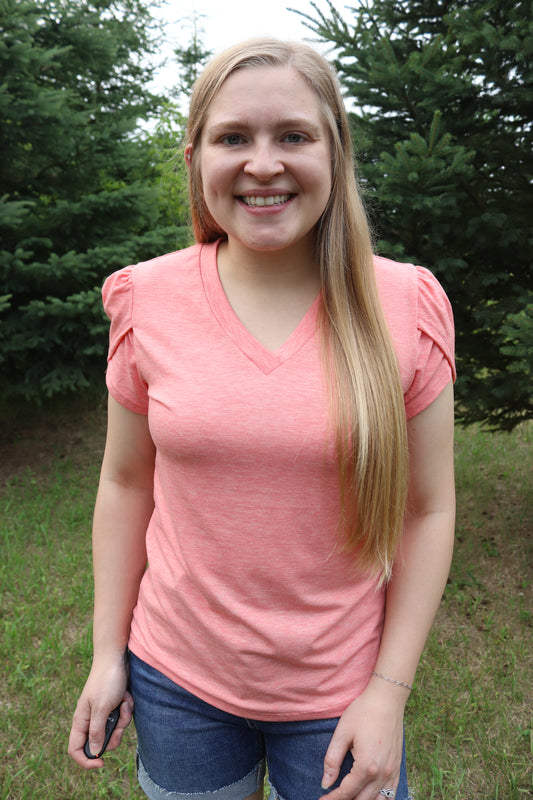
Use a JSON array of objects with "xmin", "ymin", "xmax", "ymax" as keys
[{"xmin": 1, "ymin": 402, "xmax": 531, "ymax": 799}]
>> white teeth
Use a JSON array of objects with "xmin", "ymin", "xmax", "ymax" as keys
[{"xmin": 241, "ymin": 194, "xmax": 291, "ymax": 207}]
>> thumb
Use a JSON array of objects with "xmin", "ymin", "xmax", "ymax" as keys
[
  {"xmin": 87, "ymin": 707, "xmax": 110, "ymax": 758},
  {"xmin": 321, "ymin": 726, "xmax": 351, "ymax": 790}
]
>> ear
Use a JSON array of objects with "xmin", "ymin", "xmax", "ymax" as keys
[{"xmin": 184, "ymin": 143, "xmax": 193, "ymax": 168}]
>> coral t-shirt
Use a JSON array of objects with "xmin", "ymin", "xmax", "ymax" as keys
[{"xmin": 102, "ymin": 240, "xmax": 455, "ymax": 720}]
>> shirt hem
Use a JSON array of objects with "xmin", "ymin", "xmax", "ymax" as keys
[
  {"xmin": 405, "ymin": 370, "xmax": 453, "ymax": 420},
  {"xmin": 128, "ymin": 641, "xmax": 366, "ymax": 722},
  {"xmin": 106, "ymin": 378, "xmax": 149, "ymax": 416}
]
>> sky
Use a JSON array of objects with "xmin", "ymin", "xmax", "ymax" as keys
[{"xmin": 153, "ymin": 0, "xmax": 337, "ymax": 93}]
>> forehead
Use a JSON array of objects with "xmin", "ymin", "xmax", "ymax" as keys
[{"xmin": 204, "ymin": 65, "xmax": 325, "ymax": 127}]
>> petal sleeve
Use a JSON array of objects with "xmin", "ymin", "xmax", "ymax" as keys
[
  {"xmin": 101, "ymin": 266, "xmax": 149, "ymax": 415},
  {"xmin": 404, "ymin": 266, "xmax": 456, "ymax": 419}
]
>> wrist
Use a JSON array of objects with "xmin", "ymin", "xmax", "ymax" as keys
[
  {"xmin": 91, "ymin": 645, "xmax": 129, "ymax": 667},
  {"xmin": 371, "ymin": 671, "xmax": 413, "ymax": 692},
  {"xmin": 364, "ymin": 672, "xmax": 412, "ymax": 711},
  {"xmin": 92, "ymin": 618, "xmax": 131, "ymax": 661}
]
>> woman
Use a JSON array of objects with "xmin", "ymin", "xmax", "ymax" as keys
[{"xmin": 69, "ymin": 39, "xmax": 456, "ymax": 800}]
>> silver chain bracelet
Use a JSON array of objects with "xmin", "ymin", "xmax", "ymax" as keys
[{"xmin": 371, "ymin": 671, "xmax": 413, "ymax": 691}]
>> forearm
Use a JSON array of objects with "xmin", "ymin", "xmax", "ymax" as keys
[
  {"xmin": 321, "ymin": 386, "xmax": 455, "ymax": 798},
  {"xmin": 69, "ymin": 397, "xmax": 155, "ymax": 767},
  {"xmin": 91, "ymin": 478, "xmax": 153, "ymax": 661},
  {"xmin": 320, "ymin": 487, "xmax": 455, "ymax": 799},
  {"xmin": 373, "ymin": 509, "xmax": 455, "ymax": 688},
  {"xmin": 319, "ymin": 521, "xmax": 453, "ymax": 800},
  {"xmin": 68, "ymin": 481, "xmax": 152, "ymax": 767}
]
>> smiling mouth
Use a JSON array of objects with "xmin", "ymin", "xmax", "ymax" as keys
[{"xmin": 240, "ymin": 194, "xmax": 293, "ymax": 207}]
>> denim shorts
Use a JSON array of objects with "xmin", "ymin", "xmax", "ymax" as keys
[{"xmin": 129, "ymin": 651, "xmax": 411, "ymax": 800}]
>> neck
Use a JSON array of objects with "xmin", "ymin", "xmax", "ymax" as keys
[{"xmin": 217, "ymin": 238, "xmax": 320, "ymax": 292}]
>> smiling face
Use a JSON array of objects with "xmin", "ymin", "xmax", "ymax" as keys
[{"xmin": 191, "ymin": 66, "xmax": 333, "ymax": 262}]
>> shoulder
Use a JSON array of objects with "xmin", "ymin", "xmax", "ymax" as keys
[
  {"xmin": 372, "ymin": 255, "xmax": 456, "ymax": 409},
  {"xmin": 373, "ymin": 254, "xmax": 417, "ymax": 305},
  {"xmin": 121, "ymin": 242, "xmax": 204, "ymax": 288},
  {"xmin": 373, "ymin": 254, "xmax": 453, "ymax": 332},
  {"xmin": 101, "ymin": 242, "xmax": 208, "ymax": 315}
]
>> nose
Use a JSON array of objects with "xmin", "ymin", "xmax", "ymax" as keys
[{"xmin": 244, "ymin": 139, "xmax": 284, "ymax": 181}]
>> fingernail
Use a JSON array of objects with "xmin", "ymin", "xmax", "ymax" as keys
[{"xmin": 321, "ymin": 771, "xmax": 333, "ymax": 790}]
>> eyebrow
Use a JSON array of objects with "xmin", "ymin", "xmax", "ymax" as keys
[{"xmin": 206, "ymin": 118, "xmax": 325, "ymax": 138}]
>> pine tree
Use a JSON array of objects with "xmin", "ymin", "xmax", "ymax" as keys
[
  {"xmin": 173, "ymin": 12, "xmax": 213, "ymax": 106},
  {"xmin": 299, "ymin": 0, "xmax": 533, "ymax": 428},
  {"xmin": 145, "ymin": 12, "xmax": 213, "ymax": 230},
  {"xmin": 0, "ymin": 0, "xmax": 190, "ymax": 403}
]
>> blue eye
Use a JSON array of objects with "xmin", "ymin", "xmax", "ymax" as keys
[
  {"xmin": 222, "ymin": 134, "xmax": 244, "ymax": 145},
  {"xmin": 284, "ymin": 132, "xmax": 306, "ymax": 144}
]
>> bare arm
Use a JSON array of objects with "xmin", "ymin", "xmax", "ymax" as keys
[
  {"xmin": 321, "ymin": 381, "xmax": 456, "ymax": 800},
  {"xmin": 68, "ymin": 394, "xmax": 155, "ymax": 769}
]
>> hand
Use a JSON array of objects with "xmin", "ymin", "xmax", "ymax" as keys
[
  {"xmin": 320, "ymin": 681, "xmax": 406, "ymax": 800},
  {"xmin": 68, "ymin": 654, "xmax": 133, "ymax": 769}
]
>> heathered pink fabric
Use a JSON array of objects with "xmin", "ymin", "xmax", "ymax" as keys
[{"xmin": 102, "ymin": 240, "xmax": 455, "ymax": 720}]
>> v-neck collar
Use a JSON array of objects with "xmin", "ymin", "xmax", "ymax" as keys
[{"xmin": 200, "ymin": 240, "xmax": 320, "ymax": 375}]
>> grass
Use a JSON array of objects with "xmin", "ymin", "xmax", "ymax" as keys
[
  {"xmin": 407, "ymin": 421, "xmax": 533, "ymax": 798},
  {"xmin": 0, "ymin": 400, "xmax": 532, "ymax": 799}
]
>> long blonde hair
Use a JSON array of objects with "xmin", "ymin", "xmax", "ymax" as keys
[{"xmin": 186, "ymin": 39, "xmax": 409, "ymax": 580}]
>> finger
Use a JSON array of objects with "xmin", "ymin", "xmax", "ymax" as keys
[
  {"xmin": 87, "ymin": 707, "xmax": 111, "ymax": 759},
  {"xmin": 373, "ymin": 788, "xmax": 399, "ymax": 800},
  {"xmin": 88, "ymin": 692, "xmax": 134, "ymax": 757},
  {"xmin": 321, "ymin": 726, "xmax": 352, "ymax": 791},
  {"xmin": 321, "ymin": 756, "xmax": 396, "ymax": 800},
  {"xmin": 68, "ymin": 709, "xmax": 105, "ymax": 770},
  {"xmin": 104, "ymin": 692, "xmax": 134, "ymax": 753},
  {"xmin": 320, "ymin": 767, "xmax": 363, "ymax": 800}
]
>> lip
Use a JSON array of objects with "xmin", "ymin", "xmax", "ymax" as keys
[{"xmin": 238, "ymin": 189, "xmax": 294, "ymax": 196}]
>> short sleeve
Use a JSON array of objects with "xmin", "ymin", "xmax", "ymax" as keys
[
  {"xmin": 101, "ymin": 267, "xmax": 149, "ymax": 414},
  {"xmin": 404, "ymin": 266, "xmax": 456, "ymax": 419}
]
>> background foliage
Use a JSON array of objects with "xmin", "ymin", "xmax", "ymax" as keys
[
  {"xmin": 0, "ymin": 0, "xmax": 190, "ymax": 403},
  {"xmin": 1, "ymin": 0, "xmax": 531, "ymax": 429},
  {"xmin": 300, "ymin": 0, "xmax": 533, "ymax": 428}
]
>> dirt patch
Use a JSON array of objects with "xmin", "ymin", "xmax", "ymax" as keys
[{"xmin": 0, "ymin": 398, "xmax": 107, "ymax": 490}]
